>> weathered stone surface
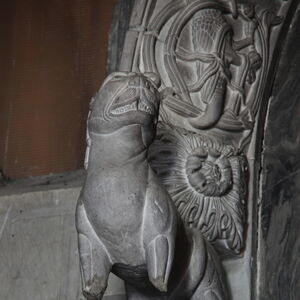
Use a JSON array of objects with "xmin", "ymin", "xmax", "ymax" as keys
[
  {"xmin": 77, "ymin": 72, "xmax": 228, "ymax": 299},
  {"xmin": 76, "ymin": 0, "xmax": 298, "ymax": 299},
  {"xmin": 0, "ymin": 172, "xmax": 125, "ymax": 300},
  {"xmin": 257, "ymin": 5, "xmax": 300, "ymax": 300}
]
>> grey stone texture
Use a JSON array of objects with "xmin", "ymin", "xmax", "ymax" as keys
[
  {"xmin": 112, "ymin": 0, "xmax": 294, "ymax": 299},
  {"xmin": 77, "ymin": 72, "xmax": 228, "ymax": 299},
  {"xmin": 0, "ymin": 170, "xmax": 246, "ymax": 300},
  {"xmin": 0, "ymin": 0, "xmax": 298, "ymax": 299},
  {"xmin": 0, "ymin": 171, "xmax": 125, "ymax": 300},
  {"xmin": 257, "ymin": 3, "xmax": 300, "ymax": 299},
  {"xmin": 76, "ymin": 0, "xmax": 297, "ymax": 299}
]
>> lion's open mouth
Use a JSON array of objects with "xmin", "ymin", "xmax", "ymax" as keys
[{"xmin": 110, "ymin": 99, "xmax": 154, "ymax": 116}]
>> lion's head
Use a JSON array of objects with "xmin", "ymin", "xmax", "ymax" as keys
[{"xmin": 88, "ymin": 72, "xmax": 161, "ymax": 135}]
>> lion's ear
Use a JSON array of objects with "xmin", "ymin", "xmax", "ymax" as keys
[{"xmin": 144, "ymin": 72, "xmax": 161, "ymax": 88}]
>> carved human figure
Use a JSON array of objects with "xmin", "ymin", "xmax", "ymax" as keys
[
  {"xmin": 76, "ymin": 72, "xmax": 228, "ymax": 299},
  {"xmin": 162, "ymin": 6, "xmax": 261, "ymax": 131},
  {"xmin": 175, "ymin": 8, "xmax": 235, "ymax": 128}
]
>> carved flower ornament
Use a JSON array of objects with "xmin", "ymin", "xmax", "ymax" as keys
[
  {"xmin": 186, "ymin": 146, "xmax": 234, "ymax": 198},
  {"xmin": 149, "ymin": 122, "xmax": 248, "ymax": 255}
]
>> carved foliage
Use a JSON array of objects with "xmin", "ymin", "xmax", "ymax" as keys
[{"xmin": 149, "ymin": 122, "xmax": 248, "ymax": 255}]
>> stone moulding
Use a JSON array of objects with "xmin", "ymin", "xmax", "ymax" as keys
[{"xmin": 76, "ymin": 0, "xmax": 296, "ymax": 299}]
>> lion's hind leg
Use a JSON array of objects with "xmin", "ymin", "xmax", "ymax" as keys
[
  {"xmin": 142, "ymin": 171, "xmax": 178, "ymax": 293},
  {"xmin": 76, "ymin": 199, "xmax": 112, "ymax": 300}
]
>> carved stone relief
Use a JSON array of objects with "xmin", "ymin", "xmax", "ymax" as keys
[
  {"xmin": 133, "ymin": 0, "xmax": 283, "ymax": 148},
  {"xmin": 77, "ymin": 0, "xmax": 294, "ymax": 299},
  {"xmin": 149, "ymin": 123, "xmax": 248, "ymax": 256}
]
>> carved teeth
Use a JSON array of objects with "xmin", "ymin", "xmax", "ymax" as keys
[
  {"xmin": 111, "ymin": 101, "xmax": 138, "ymax": 115},
  {"xmin": 138, "ymin": 100, "xmax": 153, "ymax": 115},
  {"xmin": 111, "ymin": 100, "xmax": 153, "ymax": 115}
]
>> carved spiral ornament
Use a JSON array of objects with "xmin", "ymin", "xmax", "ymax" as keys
[
  {"xmin": 149, "ymin": 122, "xmax": 248, "ymax": 255},
  {"xmin": 186, "ymin": 147, "xmax": 233, "ymax": 197}
]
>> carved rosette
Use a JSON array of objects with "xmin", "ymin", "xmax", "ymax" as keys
[{"xmin": 149, "ymin": 122, "xmax": 248, "ymax": 255}]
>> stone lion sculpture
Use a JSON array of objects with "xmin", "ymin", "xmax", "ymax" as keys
[{"xmin": 76, "ymin": 72, "xmax": 228, "ymax": 300}]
